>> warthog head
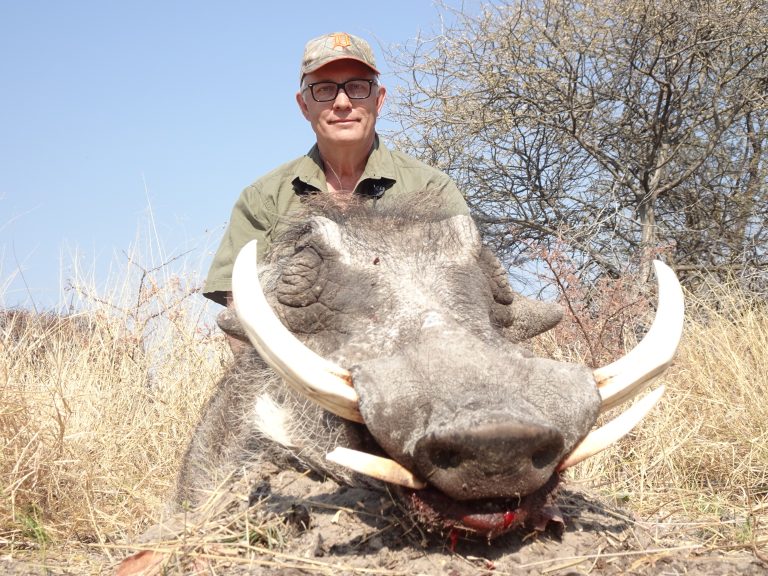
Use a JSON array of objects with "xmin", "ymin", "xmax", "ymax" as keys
[{"xmin": 228, "ymin": 199, "xmax": 684, "ymax": 538}]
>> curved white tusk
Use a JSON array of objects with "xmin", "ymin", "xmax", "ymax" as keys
[
  {"xmin": 594, "ymin": 261, "xmax": 684, "ymax": 413},
  {"xmin": 326, "ymin": 447, "xmax": 427, "ymax": 490},
  {"xmin": 232, "ymin": 240, "xmax": 364, "ymax": 423},
  {"xmin": 558, "ymin": 385, "xmax": 665, "ymax": 470}
]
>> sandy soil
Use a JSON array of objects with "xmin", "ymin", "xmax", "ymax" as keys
[{"xmin": 3, "ymin": 465, "xmax": 765, "ymax": 575}]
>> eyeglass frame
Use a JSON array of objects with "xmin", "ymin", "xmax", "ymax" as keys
[{"xmin": 302, "ymin": 78, "xmax": 378, "ymax": 103}]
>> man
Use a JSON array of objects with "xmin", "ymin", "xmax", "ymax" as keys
[{"xmin": 204, "ymin": 32, "xmax": 469, "ymax": 350}]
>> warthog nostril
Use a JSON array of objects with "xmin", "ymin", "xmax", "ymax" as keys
[
  {"xmin": 431, "ymin": 448, "xmax": 463, "ymax": 469},
  {"xmin": 413, "ymin": 421, "xmax": 565, "ymax": 500},
  {"xmin": 531, "ymin": 447, "xmax": 559, "ymax": 470}
]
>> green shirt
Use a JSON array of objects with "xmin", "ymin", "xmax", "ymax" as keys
[{"xmin": 203, "ymin": 136, "xmax": 469, "ymax": 305}]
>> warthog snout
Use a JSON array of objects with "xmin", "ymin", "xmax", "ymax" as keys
[{"xmin": 413, "ymin": 420, "xmax": 565, "ymax": 501}]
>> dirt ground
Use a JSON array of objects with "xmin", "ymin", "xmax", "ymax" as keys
[{"xmin": 2, "ymin": 465, "xmax": 765, "ymax": 575}]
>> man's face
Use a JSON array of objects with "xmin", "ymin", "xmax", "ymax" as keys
[{"xmin": 296, "ymin": 59, "xmax": 386, "ymax": 151}]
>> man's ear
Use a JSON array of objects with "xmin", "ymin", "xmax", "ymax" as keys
[
  {"xmin": 375, "ymin": 84, "xmax": 386, "ymax": 114},
  {"xmin": 296, "ymin": 90, "xmax": 310, "ymax": 120}
]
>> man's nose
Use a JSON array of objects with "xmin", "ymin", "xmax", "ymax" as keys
[{"xmin": 332, "ymin": 88, "xmax": 352, "ymax": 109}]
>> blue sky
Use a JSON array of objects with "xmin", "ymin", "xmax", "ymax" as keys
[{"xmin": 1, "ymin": 1, "xmax": 468, "ymax": 309}]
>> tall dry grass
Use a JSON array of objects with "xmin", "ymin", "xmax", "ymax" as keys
[
  {"xmin": 553, "ymin": 273, "xmax": 768, "ymax": 551},
  {"xmin": 0, "ymin": 246, "xmax": 230, "ymax": 555},
  {"xmin": 1, "ymin": 247, "xmax": 766, "ymax": 562}
]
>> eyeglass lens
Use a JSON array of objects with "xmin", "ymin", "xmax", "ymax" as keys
[{"xmin": 310, "ymin": 80, "xmax": 373, "ymax": 102}]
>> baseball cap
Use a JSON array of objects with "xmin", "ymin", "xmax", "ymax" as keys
[{"xmin": 300, "ymin": 32, "xmax": 379, "ymax": 80}]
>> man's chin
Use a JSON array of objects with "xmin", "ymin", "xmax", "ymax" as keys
[{"xmin": 320, "ymin": 122, "xmax": 370, "ymax": 138}]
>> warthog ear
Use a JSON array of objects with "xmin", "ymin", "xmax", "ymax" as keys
[
  {"xmin": 216, "ymin": 307, "xmax": 248, "ymax": 340},
  {"xmin": 478, "ymin": 246, "xmax": 563, "ymax": 342}
]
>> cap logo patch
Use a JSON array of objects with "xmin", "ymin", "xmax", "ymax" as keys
[{"xmin": 332, "ymin": 33, "xmax": 351, "ymax": 50}]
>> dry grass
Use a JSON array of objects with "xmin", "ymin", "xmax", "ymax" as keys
[
  {"xmin": 564, "ymin": 277, "xmax": 768, "ymax": 553},
  {"xmin": 0, "ymin": 250, "xmax": 230, "ymax": 563},
  {"xmin": 1, "ymin": 256, "xmax": 767, "ymax": 570}
]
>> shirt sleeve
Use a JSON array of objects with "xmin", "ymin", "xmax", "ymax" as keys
[
  {"xmin": 438, "ymin": 174, "xmax": 471, "ymax": 217},
  {"xmin": 203, "ymin": 185, "xmax": 272, "ymax": 305}
]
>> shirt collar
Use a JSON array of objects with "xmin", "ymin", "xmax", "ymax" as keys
[{"xmin": 292, "ymin": 134, "xmax": 396, "ymax": 197}]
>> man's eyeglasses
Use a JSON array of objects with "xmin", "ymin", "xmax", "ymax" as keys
[{"xmin": 304, "ymin": 79, "xmax": 377, "ymax": 102}]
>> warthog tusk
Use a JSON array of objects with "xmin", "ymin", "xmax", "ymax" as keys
[
  {"xmin": 558, "ymin": 385, "xmax": 665, "ymax": 470},
  {"xmin": 326, "ymin": 447, "xmax": 427, "ymax": 490},
  {"xmin": 232, "ymin": 240, "xmax": 364, "ymax": 423},
  {"xmin": 594, "ymin": 261, "xmax": 684, "ymax": 413}
]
